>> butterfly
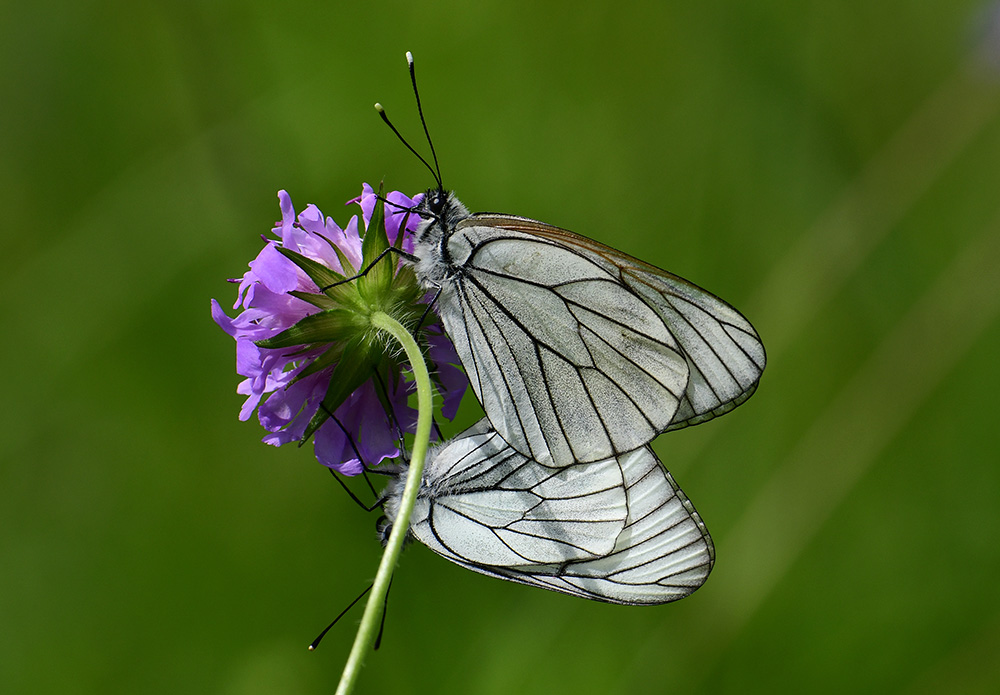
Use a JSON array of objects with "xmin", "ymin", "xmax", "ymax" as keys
[
  {"xmin": 381, "ymin": 419, "xmax": 715, "ymax": 605},
  {"xmin": 374, "ymin": 53, "xmax": 765, "ymax": 469}
]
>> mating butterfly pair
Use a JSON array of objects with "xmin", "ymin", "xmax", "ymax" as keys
[{"xmin": 375, "ymin": 53, "xmax": 765, "ymax": 605}]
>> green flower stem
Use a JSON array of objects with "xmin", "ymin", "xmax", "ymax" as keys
[{"xmin": 335, "ymin": 311, "xmax": 434, "ymax": 695}]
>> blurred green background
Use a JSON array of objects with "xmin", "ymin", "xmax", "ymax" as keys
[{"xmin": 3, "ymin": 0, "xmax": 1000, "ymax": 693}]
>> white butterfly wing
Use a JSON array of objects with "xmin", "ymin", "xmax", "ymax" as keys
[
  {"xmin": 432, "ymin": 213, "xmax": 764, "ymax": 468},
  {"xmin": 477, "ymin": 215, "xmax": 766, "ymax": 433},
  {"xmin": 405, "ymin": 426, "xmax": 630, "ymax": 565},
  {"xmin": 440, "ymin": 224, "xmax": 692, "ymax": 467},
  {"xmin": 386, "ymin": 421, "xmax": 714, "ymax": 605},
  {"xmin": 616, "ymin": 257, "xmax": 765, "ymax": 430},
  {"xmin": 497, "ymin": 446, "xmax": 715, "ymax": 604}
]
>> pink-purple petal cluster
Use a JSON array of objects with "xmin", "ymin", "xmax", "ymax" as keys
[{"xmin": 212, "ymin": 186, "xmax": 466, "ymax": 475}]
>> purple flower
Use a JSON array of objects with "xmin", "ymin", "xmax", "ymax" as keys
[{"xmin": 212, "ymin": 186, "xmax": 466, "ymax": 475}]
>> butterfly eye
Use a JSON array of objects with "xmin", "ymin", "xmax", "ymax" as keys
[{"xmin": 428, "ymin": 191, "xmax": 446, "ymax": 215}]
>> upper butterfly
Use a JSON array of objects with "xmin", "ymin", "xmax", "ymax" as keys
[{"xmin": 383, "ymin": 52, "xmax": 765, "ymax": 468}]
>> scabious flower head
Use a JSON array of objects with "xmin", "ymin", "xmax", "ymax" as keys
[{"xmin": 212, "ymin": 184, "xmax": 467, "ymax": 475}]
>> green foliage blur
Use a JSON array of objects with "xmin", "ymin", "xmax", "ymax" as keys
[{"xmin": 3, "ymin": 1, "xmax": 999, "ymax": 693}]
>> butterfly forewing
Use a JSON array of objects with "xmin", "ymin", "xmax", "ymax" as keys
[
  {"xmin": 457, "ymin": 213, "xmax": 766, "ymax": 443},
  {"xmin": 439, "ymin": 217, "xmax": 699, "ymax": 466},
  {"xmin": 455, "ymin": 282, "xmax": 571, "ymax": 464},
  {"xmin": 620, "ymin": 264, "xmax": 765, "ymax": 430}
]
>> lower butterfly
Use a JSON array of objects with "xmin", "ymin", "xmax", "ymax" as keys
[{"xmin": 381, "ymin": 419, "xmax": 714, "ymax": 605}]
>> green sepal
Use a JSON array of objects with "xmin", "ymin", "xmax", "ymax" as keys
[
  {"xmin": 308, "ymin": 227, "xmax": 359, "ymax": 278},
  {"xmin": 359, "ymin": 183, "xmax": 393, "ymax": 301},
  {"xmin": 392, "ymin": 208, "xmax": 414, "ymax": 250},
  {"xmin": 274, "ymin": 246, "xmax": 351, "ymax": 300},
  {"xmin": 291, "ymin": 341, "xmax": 347, "ymax": 382},
  {"xmin": 300, "ymin": 335, "xmax": 380, "ymax": 444},
  {"xmin": 254, "ymin": 309, "xmax": 360, "ymax": 350},
  {"xmin": 389, "ymin": 265, "xmax": 422, "ymax": 305},
  {"xmin": 329, "ymin": 243, "xmax": 358, "ymax": 280},
  {"xmin": 288, "ymin": 290, "xmax": 338, "ymax": 311}
]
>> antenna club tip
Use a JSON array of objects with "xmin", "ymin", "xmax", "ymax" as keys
[
  {"xmin": 374, "ymin": 103, "xmax": 385, "ymax": 113},
  {"xmin": 405, "ymin": 51, "xmax": 414, "ymax": 64},
  {"xmin": 307, "ymin": 645, "xmax": 316, "ymax": 652}
]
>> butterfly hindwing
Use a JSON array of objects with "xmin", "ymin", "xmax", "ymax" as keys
[
  {"xmin": 385, "ymin": 420, "xmax": 714, "ymax": 605},
  {"xmin": 410, "ymin": 427, "xmax": 629, "ymax": 565},
  {"xmin": 506, "ymin": 449, "xmax": 715, "ymax": 604}
]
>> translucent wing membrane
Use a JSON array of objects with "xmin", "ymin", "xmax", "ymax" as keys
[
  {"xmin": 383, "ymin": 420, "xmax": 715, "ymax": 605},
  {"xmin": 428, "ymin": 212, "xmax": 765, "ymax": 467},
  {"xmin": 616, "ymin": 256, "xmax": 766, "ymax": 431}
]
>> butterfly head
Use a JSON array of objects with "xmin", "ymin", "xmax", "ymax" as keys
[
  {"xmin": 412, "ymin": 189, "xmax": 471, "ymax": 281},
  {"xmin": 415, "ymin": 188, "xmax": 469, "ymax": 232},
  {"xmin": 422, "ymin": 187, "xmax": 448, "ymax": 218}
]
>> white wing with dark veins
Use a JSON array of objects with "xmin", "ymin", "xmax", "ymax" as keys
[
  {"xmin": 424, "ymin": 207, "xmax": 764, "ymax": 468},
  {"xmin": 384, "ymin": 420, "xmax": 715, "ymax": 605}
]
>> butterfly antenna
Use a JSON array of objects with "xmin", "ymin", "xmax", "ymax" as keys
[
  {"xmin": 308, "ymin": 583, "xmax": 372, "ymax": 651},
  {"xmin": 375, "ymin": 103, "xmax": 441, "ymax": 191},
  {"xmin": 405, "ymin": 51, "xmax": 443, "ymax": 191}
]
